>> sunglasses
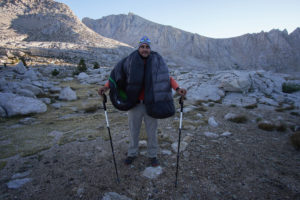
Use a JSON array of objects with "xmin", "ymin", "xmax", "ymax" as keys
[{"xmin": 139, "ymin": 44, "xmax": 150, "ymax": 49}]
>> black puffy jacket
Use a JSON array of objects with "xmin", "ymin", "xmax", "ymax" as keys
[{"xmin": 109, "ymin": 50, "xmax": 175, "ymax": 119}]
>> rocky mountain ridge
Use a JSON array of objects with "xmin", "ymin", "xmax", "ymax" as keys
[
  {"xmin": 83, "ymin": 13, "xmax": 300, "ymax": 73},
  {"xmin": 0, "ymin": 0, "xmax": 133, "ymax": 66}
]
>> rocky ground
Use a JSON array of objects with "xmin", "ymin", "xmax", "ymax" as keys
[{"xmin": 0, "ymin": 63, "xmax": 300, "ymax": 200}]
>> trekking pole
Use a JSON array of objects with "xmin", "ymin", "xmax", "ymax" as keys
[
  {"xmin": 102, "ymin": 93, "xmax": 120, "ymax": 183},
  {"xmin": 175, "ymin": 96, "xmax": 184, "ymax": 188}
]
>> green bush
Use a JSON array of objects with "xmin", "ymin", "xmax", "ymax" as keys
[
  {"xmin": 77, "ymin": 58, "xmax": 87, "ymax": 73},
  {"xmin": 93, "ymin": 62, "xmax": 100, "ymax": 69},
  {"xmin": 51, "ymin": 69, "xmax": 59, "ymax": 76},
  {"xmin": 282, "ymin": 82, "xmax": 300, "ymax": 93}
]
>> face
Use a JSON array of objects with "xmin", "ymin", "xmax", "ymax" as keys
[{"xmin": 138, "ymin": 44, "xmax": 151, "ymax": 58}]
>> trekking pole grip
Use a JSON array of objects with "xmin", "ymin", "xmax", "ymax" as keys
[
  {"xmin": 102, "ymin": 93, "xmax": 107, "ymax": 110},
  {"xmin": 179, "ymin": 96, "xmax": 184, "ymax": 112}
]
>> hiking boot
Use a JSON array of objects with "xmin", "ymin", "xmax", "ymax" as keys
[
  {"xmin": 124, "ymin": 156, "xmax": 136, "ymax": 165},
  {"xmin": 150, "ymin": 157, "xmax": 160, "ymax": 167}
]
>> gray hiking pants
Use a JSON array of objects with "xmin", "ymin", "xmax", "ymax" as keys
[{"xmin": 127, "ymin": 103, "xmax": 158, "ymax": 158}]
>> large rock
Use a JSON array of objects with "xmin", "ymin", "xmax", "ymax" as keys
[
  {"xmin": 15, "ymin": 88, "xmax": 36, "ymax": 98},
  {"xmin": 13, "ymin": 62, "xmax": 27, "ymax": 74},
  {"xmin": 223, "ymin": 92, "xmax": 257, "ymax": 107},
  {"xmin": 6, "ymin": 178, "xmax": 32, "ymax": 189},
  {"xmin": 214, "ymin": 71, "xmax": 252, "ymax": 93},
  {"xmin": 23, "ymin": 69, "xmax": 41, "ymax": 80},
  {"xmin": 0, "ymin": 93, "xmax": 47, "ymax": 117},
  {"xmin": 142, "ymin": 166, "xmax": 163, "ymax": 179},
  {"xmin": 188, "ymin": 83, "xmax": 225, "ymax": 102},
  {"xmin": 77, "ymin": 72, "xmax": 89, "ymax": 80},
  {"xmin": 171, "ymin": 141, "xmax": 188, "ymax": 152},
  {"xmin": 208, "ymin": 116, "xmax": 219, "ymax": 127},
  {"xmin": 250, "ymin": 71, "xmax": 286, "ymax": 95},
  {"xmin": 102, "ymin": 192, "xmax": 132, "ymax": 200},
  {"xmin": 20, "ymin": 83, "xmax": 44, "ymax": 95},
  {"xmin": 0, "ymin": 106, "xmax": 6, "ymax": 117},
  {"xmin": 59, "ymin": 86, "xmax": 77, "ymax": 101}
]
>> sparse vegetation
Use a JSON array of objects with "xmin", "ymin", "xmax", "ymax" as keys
[
  {"xmin": 244, "ymin": 104, "xmax": 257, "ymax": 109},
  {"xmin": 196, "ymin": 106, "xmax": 208, "ymax": 112},
  {"xmin": 51, "ymin": 69, "xmax": 59, "ymax": 76},
  {"xmin": 256, "ymin": 117, "xmax": 262, "ymax": 122},
  {"xmin": 78, "ymin": 58, "xmax": 87, "ymax": 72},
  {"xmin": 73, "ymin": 58, "xmax": 87, "ymax": 75},
  {"xmin": 282, "ymin": 82, "xmax": 300, "ymax": 93},
  {"xmin": 290, "ymin": 111, "xmax": 300, "ymax": 116},
  {"xmin": 229, "ymin": 115, "xmax": 248, "ymax": 123},
  {"xmin": 84, "ymin": 104, "xmax": 99, "ymax": 113},
  {"xmin": 20, "ymin": 146, "xmax": 52, "ymax": 157},
  {"xmin": 275, "ymin": 105, "xmax": 295, "ymax": 112},
  {"xmin": 0, "ymin": 161, "xmax": 7, "ymax": 170},
  {"xmin": 276, "ymin": 123, "xmax": 287, "ymax": 132},
  {"xmin": 93, "ymin": 62, "xmax": 100, "ymax": 69},
  {"xmin": 258, "ymin": 122, "xmax": 276, "ymax": 131},
  {"xmin": 290, "ymin": 131, "xmax": 300, "ymax": 150}
]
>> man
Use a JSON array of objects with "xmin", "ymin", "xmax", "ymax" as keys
[{"xmin": 98, "ymin": 36, "xmax": 186, "ymax": 167}]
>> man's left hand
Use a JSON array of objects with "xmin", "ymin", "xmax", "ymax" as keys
[{"xmin": 176, "ymin": 88, "xmax": 187, "ymax": 96}]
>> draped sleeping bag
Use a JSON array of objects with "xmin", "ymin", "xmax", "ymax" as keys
[{"xmin": 109, "ymin": 50, "xmax": 175, "ymax": 119}]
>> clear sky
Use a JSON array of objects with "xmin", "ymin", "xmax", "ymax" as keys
[{"xmin": 56, "ymin": 0, "xmax": 300, "ymax": 39}]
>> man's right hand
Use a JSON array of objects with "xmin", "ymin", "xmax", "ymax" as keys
[{"xmin": 98, "ymin": 86, "xmax": 109, "ymax": 96}]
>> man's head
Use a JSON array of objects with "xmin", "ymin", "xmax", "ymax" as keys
[{"xmin": 138, "ymin": 36, "xmax": 151, "ymax": 58}]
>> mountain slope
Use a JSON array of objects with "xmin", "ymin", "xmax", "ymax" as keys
[
  {"xmin": 0, "ymin": 0, "xmax": 132, "ymax": 65},
  {"xmin": 83, "ymin": 13, "xmax": 300, "ymax": 73}
]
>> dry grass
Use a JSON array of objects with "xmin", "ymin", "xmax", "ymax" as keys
[
  {"xmin": 258, "ymin": 122, "xmax": 276, "ymax": 131},
  {"xmin": 275, "ymin": 105, "xmax": 295, "ymax": 112}
]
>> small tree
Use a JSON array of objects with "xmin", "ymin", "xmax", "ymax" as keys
[
  {"xmin": 93, "ymin": 62, "xmax": 100, "ymax": 69},
  {"xmin": 20, "ymin": 57, "xmax": 27, "ymax": 67},
  {"xmin": 51, "ymin": 69, "xmax": 59, "ymax": 76},
  {"xmin": 77, "ymin": 58, "xmax": 87, "ymax": 73}
]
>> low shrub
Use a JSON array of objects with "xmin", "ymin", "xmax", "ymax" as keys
[
  {"xmin": 93, "ymin": 62, "xmax": 100, "ymax": 69},
  {"xmin": 282, "ymin": 83, "xmax": 300, "ymax": 93},
  {"xmin": 275, "ymin": 105, "xmax": 295, "ymax": 112},
  {"xmin": 244, "ymin": 104, "xmax": 257, "ymax": 109},
  {"xmin": 51, "ymin": 69, "xmax": 59, "ymax": 76},
  {"xmin": 290, "ymin": 131, "xmax": 300, "ymax": 150},
  {"xmin": 229, "ymin": 115, "xmax": 247, "ymax": 123},
  {"xmin": 276, "ymin": 124, "xmax": 287, "ymax": 132},
  {"xmin": 258, "ymin": 122, "xmax": 276, "ymax": 131},
  {"xmin": 0, "ymin": 161, "xmax": 7, "ymax": 170},
  {"xmin": 78, "ymin": 58, "xmax": 87, "ymax": 72}
]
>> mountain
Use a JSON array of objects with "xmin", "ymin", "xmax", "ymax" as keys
[
  {"xmin": 83, "ymin": 13, "xmax": 300, "ymax": 73},
  {"xmin": 0, "ymin": 0, "xmax": 132, "ymax": 66}
]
